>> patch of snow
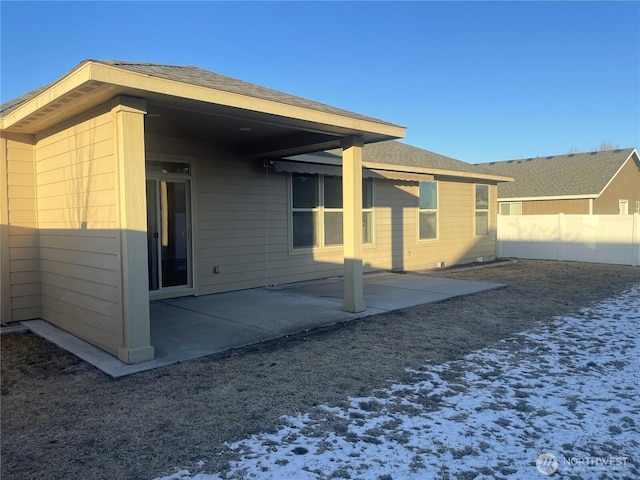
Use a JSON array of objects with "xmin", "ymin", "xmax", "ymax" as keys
[{"xmin": 152, "ymin": 285, "xmax": 639, "ymax": 479}]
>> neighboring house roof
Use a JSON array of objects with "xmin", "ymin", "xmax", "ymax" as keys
[
  {"xmin": 287, "ymin": 140, "xmax": 513, "ymax": 182},
  {"xmin": 479, "ymin": 148, "xmax": 638, "ymax": 200},
  {"xmin": 1, "ymin": 60, "xmax": 399, "ymax": 127}
]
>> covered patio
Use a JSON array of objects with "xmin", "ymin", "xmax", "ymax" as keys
[{"xmin": 21, "ymin": 272, "xmax": 505, "ymax": 377}]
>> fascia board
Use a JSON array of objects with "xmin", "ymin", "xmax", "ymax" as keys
[
  {"xmin": 2, "ymin": 61, "xmax": 406, "ymax": 140},
  {"xmin": 498, "ymin": 194, "xmax": 599, "ymax": 201},
  {"xmin": 596, "ymin": 151, "xmax": 636, "ymax": 197},
  {"xmin": 88, "ymin": 63, "xmax": 407, "ymax": 139},
  {"xmin": 362, "ymin": 161, "xmax": 514, "ymax": 182},
  {"xmin": 0, "ymin": 62, "xmax": 94, "ymax": 130}
]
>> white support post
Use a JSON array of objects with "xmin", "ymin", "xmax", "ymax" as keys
[
  {"xmin": 341, "ymin": 136, "xmax": 366, "ymax": 313},
  {"xmin": 112, "ymin": 97, "xmax": 155, "ymax": 364}
]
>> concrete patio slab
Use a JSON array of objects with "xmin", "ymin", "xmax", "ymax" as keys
[
  {"xmin": 21, "ymin": 273, "xmax": 505, "ymax": 378},
  {"xmin": 163, "ymin": 288, "xmax": 385, "ymax": 335},
  {"xmin": 280, "ymin": 273, "xmax": 476, "ymax": 310}
]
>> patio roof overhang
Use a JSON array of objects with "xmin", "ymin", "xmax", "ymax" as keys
[{"xmin": 0, "ymin": 60, "xmax": 406, "ymax": 157}]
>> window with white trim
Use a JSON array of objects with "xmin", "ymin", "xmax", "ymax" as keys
[
  {"xmin": 292, "ymin": 174, "xmax": 319, "ymax": 248},
  {"xmin": 418, "ymin": 181, "xmax": 437, "ymax": 240},
  {"xmin": 618, "ymin": 199, "xmax": 629, "ymax": 215},
  {"xmin": 475, "ymin": 184, "xmax": 490, "ymax": 235},
  {"xmin": 362, "ymin": 179, "xmax": 374, "ymax": 244},
  {"xmin": 499, "ymin": 202, "xmax": 522, "ymax": 216},
  {"xmin": 291, "ymin": 174, "xmax": 374, "ymax": 249}
]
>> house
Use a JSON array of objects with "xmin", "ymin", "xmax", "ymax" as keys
[
  {"xmin": 480, "ymin": 149, "xmax": 640, "ymax": 215},
  {"xmin": 1, "ymin": 60, "xmax": 511, "ymax": 364}
]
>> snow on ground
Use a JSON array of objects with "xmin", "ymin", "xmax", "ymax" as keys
[{"xmin": 154, "ymin": 285, "xmax": 640, "ymax": 480}]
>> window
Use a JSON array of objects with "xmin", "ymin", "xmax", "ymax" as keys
[
  {"xmin": 499, "ymin": 202, "xmax": 522, "ymax": 216},
  {"xmin": 362, "ymin": 179, "xmax": 374, "ymax": 244},
  {"xmin": 475, "ymin": 185, "xmax": 490, "ymax": 235},
  {"xmin": 146, "ymin": 160, "xmax": 190, "ymax": 175},
  {"xmin": 619, "ymin": 199, "xmax": 629, "ymax": 215},
  {"xmin": 291, "ymin": 174, "xmax": 374, "ymax": 249},
  {"xmin": 418, "ymin": 181, "xmax": 437, "ymax": 240},
  {"xmin": 323, "ymin": 176, "xmax": 343, "ymax": 246},
  {"xmin": 292, "ymin": 174, "xmax": 319, "ymax": 248}
]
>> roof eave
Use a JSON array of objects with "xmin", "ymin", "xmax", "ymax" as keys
[
  {"xmin": 498, "ymin": 194, "xmax": 600, "ymax": 202},
  {"xmin": 286, "ymin": 152, "xmax": 515, "ymax": 181},
  {"xmin": 595, "ymin": 149, "xmax": 639, "ymax": 197},
  {"xmin": 0, "ymin": 60, "xmax": 95, "ymax": 131},
  {"xmin": 363, "ymin": 161, "xmax": 514, "ymax": 182},
  {"xmin": 1, "ymin": 60, "xmax": 405, "ymax": 141}
]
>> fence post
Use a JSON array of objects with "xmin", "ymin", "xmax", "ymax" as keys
[
  {"xmin": 497, "ymin": 215, "xmax": 502, "ymax": 258},
  {"xmin": 557, "ymin": 213, "xmax": 565, "ymax": 261},
  {"xmin": 633, "ymin": 213, "xmax": 639, "ymax": 267}
]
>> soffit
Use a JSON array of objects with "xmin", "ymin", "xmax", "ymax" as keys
[{"xmin": 1, "ymin": 61, "xmax": 406, "ymax": 158}]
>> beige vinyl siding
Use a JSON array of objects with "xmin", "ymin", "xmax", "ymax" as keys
[
  {"xmin": 522, "ymin": 199, "xmax": 590, "ymax": 215},
  {"xmin": 363, "ymin": 179, "xmax": 497, "ymax": 271},
  {"xmin": 145, "ymin": 136, "xmax": 346, "ymax": 295},
  {"xmin": 195, "ymin": 150, "xmax": 343, "ymax": 292},
  {"xmin": 363, "ymin": 179, "xmax": 414, "ymax": 271},
  {"xmin": 1, "ymin": 133, "xmax": 40, "ymax": 321},
  {"xmin": 147, "ymin": 134, "xmax": 499, "ymax": 296},
  {"xmin": 34, "ymin": 108, "xmax": 123, "ymax": 354}
]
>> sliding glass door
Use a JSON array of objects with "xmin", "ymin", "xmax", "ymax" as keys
[{"xmin": 146, "ymin": 177, "xmax": 192, "ymax": 292}]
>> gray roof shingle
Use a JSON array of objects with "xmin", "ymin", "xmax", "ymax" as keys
[
  {"xmin": 1, "ymin": 85, "xmax": 51, "ymax": 115},
  {"xmin": 479, "ymin": 148, "xmax": 636, "ymax": 198},
  {"xmin": 329, "ymin": 140, "xmax": 498, "ymax": 176},
  {"xmin": 1, "ymin": 60, "xmax": 402, "ymax": 128}
]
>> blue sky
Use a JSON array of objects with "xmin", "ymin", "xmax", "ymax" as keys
[{"xmin": 1, "ymin": 1, "xmax": 638, "ymax": 163}]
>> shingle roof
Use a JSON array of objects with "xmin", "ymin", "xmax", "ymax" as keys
[
  {"xmin": 0, "ymin": 85, "xmax": 51, "ymax": 115},
  {"xmin": 1, "ymin": 59, "xmax": 401, "ymax": 128},
  {"xmin": 479, "ymin": 148, "xmax": 636, "ymax": 199},
  {"xmin": 330, "ymin": 140, "xmax": 498, "ymax": 176}
]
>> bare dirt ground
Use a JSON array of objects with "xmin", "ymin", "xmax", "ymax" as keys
[{"xmin": 1, "ymin": 260, "xmax": 639, "ymax": 480}]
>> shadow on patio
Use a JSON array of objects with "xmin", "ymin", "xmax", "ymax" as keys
[{"xmin": 23, "ymin": 272, "xmax": 505, "ymax": 377}]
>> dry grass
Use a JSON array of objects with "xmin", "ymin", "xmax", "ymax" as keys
[{"xmin": 1, "ymin": 260, "xmax": 639, "ymax": 480}]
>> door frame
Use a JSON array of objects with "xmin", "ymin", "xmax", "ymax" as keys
[{"xmin": 145, "ymin": 153, "xmax": 197, "ymax": 300}]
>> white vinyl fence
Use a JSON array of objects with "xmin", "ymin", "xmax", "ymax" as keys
[{"xmin": 497, "ymin": 213, "xmax": 640, "ymax": 266}]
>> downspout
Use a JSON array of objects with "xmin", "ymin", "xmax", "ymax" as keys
[{"xmin": 263, "ymin": 159, "xmax": 274, "ymax": 287}]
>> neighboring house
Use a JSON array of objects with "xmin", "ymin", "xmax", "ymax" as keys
[
  {"xmin": 0, "ymin": 59, "xmax": 511, "ymax": 364},
  {"xmin": 479, "ymin": 148, "xmax": 640, "ymax": 215}
]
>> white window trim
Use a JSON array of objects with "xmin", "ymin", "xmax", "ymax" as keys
[
  {"xmin": 475, "ymin": 184, "xmax": 490, "ymax": 236},
  {"xmin": 145, "ymin": 154, "xmax": 198, "ymax": 298},
  {"xmin": 289, "ymin": 174, "xmax": 375, "ymax": 253},
  {"xmin": 362, "ymin": 200, "xmax": 375, "ymax": 247},
  {"xmin": 361, "ymin": 178, "xmax": 375, "ymax": 247},
  {"xmin": 619, "ymin": 199, "xmax": 629, "ymax": 215},
  {"xmin": 323, "ymin": 176, "xmax": 344, "ymax": 247},
  {"xmin": 499, "ymin": 201, "xmax": 522, "ymax": 216},
  {"xmin": 417, "ymin": 181, "xmax": 438, "ymax": 241}
]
